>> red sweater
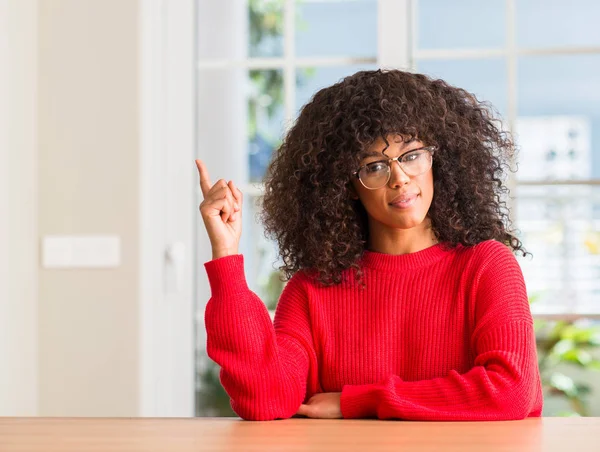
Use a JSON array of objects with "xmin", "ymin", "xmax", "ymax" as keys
[{"xmin": 204, "ymin": 240, "xmax": 543, "ymax": 421}]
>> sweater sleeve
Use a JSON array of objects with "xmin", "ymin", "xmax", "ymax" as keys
[
  {"xmin": 340, "ymin": 241, "xmax": 543, "ymax": 421},
  {"xmin": 204, "ymin": 254, "xmax": 318, "ymax": 421}
]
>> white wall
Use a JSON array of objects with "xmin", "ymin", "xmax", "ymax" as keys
[
  {"xmin": 37, "ymin": 0, "xmax": 140, "ymax": 416},
  {"xmin": 0, "ymin": 0, "xmax": 39, "ymax": 416},
  {"xmin": 1, "ymin": 0, "xmax": 195, "ymax": 417}
]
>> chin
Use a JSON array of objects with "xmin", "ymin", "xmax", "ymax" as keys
[
  {"xmin": 384, "ymin": 215, "xmax": 420, "ymax": 229},
  {"xmin": 395, "ymin": 220, "xmax": 422, "ymax": 230}
]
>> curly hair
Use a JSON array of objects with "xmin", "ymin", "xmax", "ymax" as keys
[{"xmin": 259, "ymin": 69, "xmax": 526, "ymax": 287}]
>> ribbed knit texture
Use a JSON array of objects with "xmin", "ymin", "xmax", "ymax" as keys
[{"xmin": 204, "ymin": 240, "xmax": 544, "ymax": 421}]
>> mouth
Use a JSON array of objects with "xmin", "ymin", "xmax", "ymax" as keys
[{"xmin": 389, "ymin": 194, "xmax": 419, "ymax": 209}]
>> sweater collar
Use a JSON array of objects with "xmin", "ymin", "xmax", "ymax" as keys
[{"xmin": 360, "ymin": 243, "xmax": 452, "ymax": 272}]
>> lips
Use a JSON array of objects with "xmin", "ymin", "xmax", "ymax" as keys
[{"xmin": 389, "ymin": 194, "xmax": 419, "ymax": 205}]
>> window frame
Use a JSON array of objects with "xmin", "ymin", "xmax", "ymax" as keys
[{"xmin": 412, "ymin": 0, "xmax": 600, "ymax": 319}]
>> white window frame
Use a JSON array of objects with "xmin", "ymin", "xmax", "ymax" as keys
[{"xmin": 139, "ymin": 0, "xmax": 196, "ymax": 416}]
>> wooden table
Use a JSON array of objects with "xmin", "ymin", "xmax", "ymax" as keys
[{"xmin": 1, "ymin": 417, "xmax": 599, "ymax": 451}]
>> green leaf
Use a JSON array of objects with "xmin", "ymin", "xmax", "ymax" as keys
[
  {"xmin": 549, "ymin": 321, "xmax": 569, "ymax": 340},
  {"xmin": 555, "ymin": 411, "xmax": 582, "ymax": 417},
  {"xmin": 549, "ymin": 372, "xmax": 578, "ymax": 397},
  {"xmin": 561, "ymin": 349, "xmax": 593, "ymax": 366},
  {"xmin": 533, "ymin": 318, "xmax": 546, "ymax": 332},
  {"xmin": 589, "ymin": 331, "xmax": 600, "ymax": 346},
  {"xmin": 574, "ymin": 383, "xmax": 591, "ymax": 395},
  {"xmin": 552, "ymin": 338, "xmax": 575, "ymax": 356},
  {"xmin": 587, "ymin": 360, "xmax": 600, "ymax": 371},
  {"xmin": 561, "ymin": 325, "xmax": 600, "ymax": 343}
]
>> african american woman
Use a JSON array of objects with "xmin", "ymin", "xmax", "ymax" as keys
[{"xmin": 195, "ymin": 69, "xmax": 543, "ymax": 421}]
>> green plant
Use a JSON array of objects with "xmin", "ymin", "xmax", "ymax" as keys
[
  {"xmin": 247, "ymin": 0, "xmax": 314, "ymax": 144},
  {"xmin": 196, "ymin": 353, "xmax": 237, "ymax": 417},
  {"xmin": 532, "ymin": 297, "xmax": 600, "ymax": 416}
]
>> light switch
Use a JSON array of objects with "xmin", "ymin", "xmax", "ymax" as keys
[{"xmin": 42, "ymin": 235, "xmax": 121, "ymax": 268}]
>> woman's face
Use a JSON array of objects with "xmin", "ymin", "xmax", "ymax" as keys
[{"xmin": 350, "ymin": 134, "xmax": 434, "ymax": 232}]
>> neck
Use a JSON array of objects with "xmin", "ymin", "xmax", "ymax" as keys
[{"xmin": 367, "ymin": 218, "xmax": 438, "ymax": 255}]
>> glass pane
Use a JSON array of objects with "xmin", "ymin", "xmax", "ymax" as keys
[
  {"xmin": 515, "ymin": 117, "xmax": 592, "ymax": 182},
  {"xmin": 517, "ymin": 54, "xmax": 600, "ymax": 181},
  {"xmin": 249, "ymin": 0, "xmax": 284, "ymax": 58},
  {"xmin": 195, "ymin": 67, "xmax": 283, "ymax": 190},
  {"xmin": 197, "ymin": 67, "xmax": 249, "ymax": 184},
  {"xmin": 416, "ymin": 58, "xmax": 508, "ymax": 118},
  {"xmin": 248, "ymin": 69, "xmax": 285, "ymax": 183},
  {"xmin": 242, "ymin": 195, "xmax": 285, "ymax": 309},
  {"xmin": 516, "ymin": 186, "xmax": 600, "ymax": 315},
  {"xmin": 295, "ymin": 64, "xmax": 378, "ymax": 116},
  {"xmin": 197, "ymin": 0, "xmax": 284, "ymax": 60},
  {"xmin": 295, "ymin": 0, "xmax": 377, "ymax": 58},
  {"xmin": 416, "ymin": 0, "xmax": 505, "ymax": 49},
  {"xmin": 516, "ymin": 0, "xmax": 600, "ymax": 48}
]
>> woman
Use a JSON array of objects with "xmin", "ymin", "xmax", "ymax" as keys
[{"xmin": 196, "ymin": 69, "xmax": 543, "ymax": 421}]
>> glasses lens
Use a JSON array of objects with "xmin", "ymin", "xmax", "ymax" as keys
[
  {"xmin": 359, "ymin": 161, "xmax": 389, "ymax": 189},
  {"xmin": 401, "ymin": 149, "xmax": 432, "ymax": 176}
]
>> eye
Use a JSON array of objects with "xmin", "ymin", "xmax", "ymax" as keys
[
  {"xmin": 402, "ymin": 151, "xmax": 422, "ymax": 162},
  {"xmin": 365, "ymin": 161, "xmax": 388, "ymax": 173}
]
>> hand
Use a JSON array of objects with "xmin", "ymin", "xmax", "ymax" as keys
[
  {"xmin": 195, "ymin": 159, "xmax": 243, "ymax": 260},
  {"xmin": 296, "ymin": 392, "xmax": 342, "ymax": 419}
]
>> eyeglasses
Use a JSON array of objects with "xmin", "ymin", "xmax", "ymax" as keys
[{"xmin": 352, "ymin": 145, "xmax": 436, "ymax": 190}]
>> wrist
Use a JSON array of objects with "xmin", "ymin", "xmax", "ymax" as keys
[{"xmin": 212, "ymin": 249, "xmax": 238, "ymax": 260}]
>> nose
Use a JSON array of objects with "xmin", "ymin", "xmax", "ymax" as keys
[{"xmin": 388, "ymin": 159, "xmax": 410, "ymax": 187}]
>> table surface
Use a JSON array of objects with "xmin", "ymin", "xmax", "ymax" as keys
[{"xmin": 1, "ymin": 417, "xmax": 599, "ymax": 452}]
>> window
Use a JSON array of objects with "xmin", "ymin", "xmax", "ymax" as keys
[
  {"xmin": 413, "ymin": 0, "xmax": 600, "ymax": 317},
  {"xmin": 194, "ymin": 0, "xmax": 600, "ymax": 414}
]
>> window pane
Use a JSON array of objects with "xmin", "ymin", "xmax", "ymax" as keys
[
  {"xmin": 295, "ymin": 0, "xmax": 377, "ymax": 58},
  {"xmin": 197, "ymin": 68, "xmax": 249, "ymax": 184},
  {"xmin": 416, "ymin": 0, "xmax": 505, "ymax": 50},
  {"xmin": 242, "ymin": 195, "xmax": 284, "ymax": 308},
  {"xmin": 416, "ymin": 58, "xmax": 508, "ymax": 118},
  {"xmin": 248, "ymin": 69, "xmax": 285, "ymax": 183},
  {"xmin": 295, "ymin": 64, "xmax": 378, "ymax": 116},
  {"xmin": 197, "ymin": 0, "xmax": 284, "ymax": 60},
  {"xmin": 196, "ymin": 68, "xmax": 284, "ymax": 184},
  {"xmin": 517, "ymin": 54, "xmax": 600, "ymax": 181},
  {"xmin": 249, "ymin": 0, "xmax": 284, "ymax": 58},
  {"xmin": 516, "ymin": 0, "xmax": 600, "ymax": 48},
  {"xmin": 515, "ymin": 117, "xmax": 591, "ymax": 182},
  {"xmin": 516, "ymin": 186, "xmax": 600, "ymax": 315}
]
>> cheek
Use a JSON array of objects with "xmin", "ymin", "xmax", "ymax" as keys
[{"xmin": 418, "ymin": 172, "xmax": 435, "ymax": 210}]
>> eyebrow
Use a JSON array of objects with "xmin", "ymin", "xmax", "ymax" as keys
[
  {"xmin": 359, "ymin": 145, "xmax": 423, "ymax": 159},
  {"xmin": 359, "ymin": 150, "xmax": 386, "ymax": 158}
]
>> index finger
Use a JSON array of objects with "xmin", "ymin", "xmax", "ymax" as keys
[{"xmin": 195, "ymin": 159, "xmax": 212, "ymax": 197}]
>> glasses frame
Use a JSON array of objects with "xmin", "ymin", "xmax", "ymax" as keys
[{"xmin": 352, "ymin": 145, "xmax": 437, "ymax": 190}]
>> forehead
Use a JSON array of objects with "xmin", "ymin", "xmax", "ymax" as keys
[{"xmin": 360, "ymin": 134, "xmax": 421, "ymax": 157}]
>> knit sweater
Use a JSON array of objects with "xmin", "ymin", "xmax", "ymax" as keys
[{"xmin": 204, "ymin": 239, "xmax": 544, "ymax": 421}]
